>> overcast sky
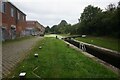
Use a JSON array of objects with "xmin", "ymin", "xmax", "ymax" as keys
[{"xmin": 8, "ymin": 0, "xmax": 119, "ymax": 27}]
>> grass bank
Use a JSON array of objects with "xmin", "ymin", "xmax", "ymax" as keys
[
  {"xmin": 10, "ymin": 37, "xmax": 118, "ymax": 78},
  {"xmin": 76, "ymin": 36, "xmax": 120, "ymax": 52}
]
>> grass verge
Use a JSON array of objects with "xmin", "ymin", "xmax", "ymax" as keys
[
  {"xmin": 76, "ymin": 36, "xmax": 120, "ymax": 52},
  {"xmin": 10, "ymin": 37, "xmax": 119, "ymax": 78}
]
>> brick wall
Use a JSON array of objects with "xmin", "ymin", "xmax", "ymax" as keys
[
  {"xmin": 26, "ymin": 21, "xmax": 45, "ymax": 36},
  {"xmin": 1, "ymin": 2, "xmax": 26, "ymax": 40}
]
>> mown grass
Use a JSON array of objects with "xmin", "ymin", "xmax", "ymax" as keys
[
  {"xmin": 10, "ymin": 37, "xmax": 119, "ymax": 78},
  {"xmin": 2, "ymin": 36, "xmax": 34, "ymax": 45},
  {"xmin": 76, "ymin": 36, "xmax": 120, "ymax": 52}
]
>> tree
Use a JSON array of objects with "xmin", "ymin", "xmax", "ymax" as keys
[
  {"xmin": 57, "ymin": 20, "xmax": 68, "ymax": 34},
  {"xmin": 45, "ymin": 26, "xmax": 51, "ymax": 33},
  {"xmin": 80, "ymin": 5, "xmax": 102, "ymax": 35},
  {"xmin": 50, "ymin": 1, "xmax": 120, "ymax": 38},
  {"xmin": 51, "ymin": 25, "xmax": 59, "ymax": 34},
  {"xmin": 106, "ymin": 3, "xmax": 116, "ymax": 11},
  {"xmin": 80, "ymin": 5, "xmax": 102, "ymax": 22}
]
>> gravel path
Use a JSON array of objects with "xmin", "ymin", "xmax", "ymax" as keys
[{"xmin": 2, "ymin": 36, "xmax": 42, "ymax": 78}]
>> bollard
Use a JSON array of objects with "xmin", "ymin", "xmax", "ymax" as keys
[
  {"xmin": 19, "ymin": 72, "xmax": 26, "ymax": 79},
  {"xmin": 39, "ymin": 46, "xmax": 42, "ymax": 49},
  {"xmin": 34, "ymin": 53, "xmax": 38, "ymax": 57},
  {"xmin": 56, "ymin": 36, "xmax": 58, "ymax": 39}
]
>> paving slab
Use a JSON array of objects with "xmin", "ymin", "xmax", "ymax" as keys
[{"xmin": 2, "ymin": 36, "xmax": 42, "ymax": 78}]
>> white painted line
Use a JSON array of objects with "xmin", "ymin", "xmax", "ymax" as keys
[
  {"xmin": 33, "ymin": 66, "xmax": 39, "ymax": 72},
  {"xmin": 32, "ymin": 72, "xmax": 41, "ymax": 78}
]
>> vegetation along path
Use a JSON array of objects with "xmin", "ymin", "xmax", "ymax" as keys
[
  {"xmin": 11, "ymin": 36, "xmax": 119, "ymax": 78},
  {"xmin": 2, "ymin": 36, "xmax": 42, "ymax": 77}
]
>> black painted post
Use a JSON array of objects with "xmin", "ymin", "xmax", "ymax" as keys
[
  {"xmin": 79, "ymin": 43, "xmax": 82, "ymax": 49},
  {"xmin": 81, "ymin": 43, "xmax": 86, "ymax": 51},
  {"xmin": 56, "ymin": 36, "xmax": 58, "ymax": 39},
  {"xmin": 83, "ymin": 44, "xmax": 86, "ymax": 51}
]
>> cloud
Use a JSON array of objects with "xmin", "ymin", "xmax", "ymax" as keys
[{"xmin": 9, "ymin": 0, "xmax": 119, "ymax": 27}]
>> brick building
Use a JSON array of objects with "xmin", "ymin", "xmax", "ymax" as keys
[
  {"xmin": 26, "ymin": 21, "xmax": 45, "ymax": 36},
  {"xmin": 1, "ymin": 2, "xmax": 26, "ymax": 41}
]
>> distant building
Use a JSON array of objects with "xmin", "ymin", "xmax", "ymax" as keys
[
  {"xmin": 26, "ymin": 21, "xmax": 45, "ymax": 36},
  {"xmin": 1, "ymin": 2, "xmax": 26, "ymax": 41}
]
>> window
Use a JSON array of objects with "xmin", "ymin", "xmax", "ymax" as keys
[
  {"xmin": 18, "ymin": 12, "xmax": 20, "ymax": 20},
  {"xmin": 11, "ymin": 8, "xmax": 14, "ymax": 17},
  {"xmin": 2, "ymin": 2, "xmax": 5, "ymax": 13},
  {"xmin": 22, "ymin": 16, "xmax": 24, "ymax": 20},
  {"xmin": 23, "ymin": 16, "xmax": 25, "ymax": 20}
]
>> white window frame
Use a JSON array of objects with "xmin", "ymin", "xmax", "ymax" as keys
[
  {"xmin": 23, "ymin": 16, "xmax": 25, "ymax": 20},
  {"xmin": 2, "ymin": 2, "xmax": 5, "ymax": 13},
  {"xmin": 11, "ymin": 8, "xmax": 14, "ymax": 17},
  {"xmin": 18, "ymin": 12, "xmax": 20, "ymax": 20}
]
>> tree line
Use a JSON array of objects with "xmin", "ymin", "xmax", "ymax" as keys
[{"xmin": 45, "ymin": 1, "xmax": 120, "ymax": 38}]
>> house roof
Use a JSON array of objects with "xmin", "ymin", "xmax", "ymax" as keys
[
  {"xmin": 26, "ymin": 20, "xmax": 45, "ymax": 28},
  {"xmin": 7, "ymin": 2, "xmax": 26, "ymax": 16}
]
